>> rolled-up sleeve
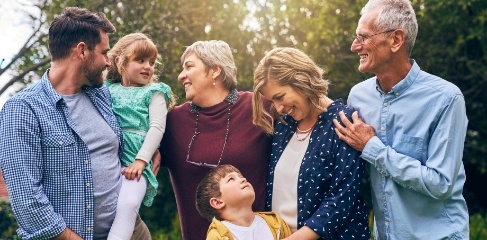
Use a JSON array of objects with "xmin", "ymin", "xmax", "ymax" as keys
[{"xmin": 0, "ymin": 99, "xmax": 66, "ymax": 239}]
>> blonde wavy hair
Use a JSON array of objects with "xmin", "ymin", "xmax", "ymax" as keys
[{"xmin": 252, "ymin": 47, "xmax": 330, "ymax": 135}]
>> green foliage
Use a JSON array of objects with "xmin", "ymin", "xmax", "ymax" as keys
[
  {"xmin": 151, "ymin": 213, "xmax": 181, "ymax": 240},
  {"xmin": 470, "ymin": 212, "xmax": 487, "ymax": 240},
  {"xmin": 139, "ymin": 169, "xmax": 178, "ymax": 235},
  {"xmin": 3, "ymin": 0, "xmax": 487, "ymax": 237},
  {"xmin": 0, "ymin": 201, "xmax": 19, "ymax": 239},
  {"xmin": 413, "ymin": 0, "xmax": 487, "ymax": 171}
]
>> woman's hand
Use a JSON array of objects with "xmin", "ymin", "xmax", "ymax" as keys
[
  {"xmin": 151, "ymin": 149, "xmax": 161, "ymax": 176},
  {"xmin": 283, "ymin": 226, "xmax": 319, "ymax": 240},
  {"xmin": 122, "ymin": 159, "xmax": 147, "ymax": 181}
]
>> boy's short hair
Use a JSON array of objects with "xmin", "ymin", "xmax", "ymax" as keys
[{"xmin": 195, "ymin": 164, "xmax": 242, "ymax": 222}]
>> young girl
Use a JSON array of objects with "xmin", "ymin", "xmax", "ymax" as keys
[{"xmin": 105, "ymin": 33, "xmax": 174, "ymax": 240}]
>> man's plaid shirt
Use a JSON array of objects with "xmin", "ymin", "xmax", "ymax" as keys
[{"xmin": 0, "ymin": 71, "xmax": 123, "ymax": 239}]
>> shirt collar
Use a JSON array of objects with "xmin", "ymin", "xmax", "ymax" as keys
[
  {"xmin": 40, "ymin": 69, "xmax": 64, "ymax": 105},
  {"xmin": 375, "ymin": 59, "xmax": 420, "ymax": 95},
  {"xmin": 190, "ymin": 89, "xmax": 238, "ymax": 112}
]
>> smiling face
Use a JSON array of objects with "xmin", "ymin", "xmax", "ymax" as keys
[
  {"xmin": 351, "ymin": 7, "xmax": 394, "ymax": 75},
  {"xmin": 260, "ymin": 80, "xmax": 313, "ymax": 122},
  {"xmin": 218, "ymin": 171, "xmax": 255, "ymax": 207},
  {"xmin": 178, "ymin": 53, "xmax": 214, "ymax": 103},
  {"xmin": 121, "ymin": 55, "xmax": 155, "ymax": 87}
]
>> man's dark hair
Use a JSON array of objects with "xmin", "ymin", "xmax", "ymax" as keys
[{"xmin": 48, "ymin": 7, "xmax": 116, "ymax": 61}]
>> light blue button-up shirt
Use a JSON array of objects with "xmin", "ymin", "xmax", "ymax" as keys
[{"xmin": 348, "ymin": 60, "xmax": 469, "ymax": 239}]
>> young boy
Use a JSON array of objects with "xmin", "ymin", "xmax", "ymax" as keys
[{"xmin": 196, "ymin": 165, "xmax": 291, "ymax": 240}]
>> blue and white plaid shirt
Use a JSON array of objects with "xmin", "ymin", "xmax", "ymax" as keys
[{"xmin": 0, "ymin": 71, "xmax": 123, "ymax": 239}]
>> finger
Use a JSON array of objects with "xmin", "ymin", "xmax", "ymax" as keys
[
  {"xmin": 351, "ymin": 111, "xmax": 363, "ymax": 124},
  {"xmin": 332, "ymin": 118, "xmax": 343, "ymax": 129},
  {"xmin": 137, "ymin": 170, "xmax": 142, "ymax": 181},
  {"xmin": 127, "ymin": 170, "xmax": 135, "ymax": 180},
  {"xmin": 333, "ymin": 118, "xmax": 348, "ymax": 136},
  {"xmin": 338, "ymin": 111, "xmax": 353, "ymax": 127},
  {"xmin": 334, "ymin": 126, "xmax": 344, "ymax": 139}
]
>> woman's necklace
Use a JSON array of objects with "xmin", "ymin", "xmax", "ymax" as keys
[
  {"xmin": 295, "ymin": 119, "xmax": 318, "ymax": 141},
  {"xmin": 185, "ymin": 89, "xmax": 238, "ymax": 167},
  {"xmin": 296, "ymin": 125, "xmax": 313, "ymax": 133},
  {"xmin": 185, "ymin": 104, "xmax": 231, "ymax": 167},
  {"xmin": 295, "ymin": 129, "xmax": 312, "ymax": 141}
]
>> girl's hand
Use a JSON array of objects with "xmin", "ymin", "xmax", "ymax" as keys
[{"xmin": 122, "ymin": 159, "xmax": 147, "ymax": 181}]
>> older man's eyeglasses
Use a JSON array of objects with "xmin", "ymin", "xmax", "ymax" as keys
[{"xmin": 351, "ymin": 29, "xmax": 396, "ymax": 44}]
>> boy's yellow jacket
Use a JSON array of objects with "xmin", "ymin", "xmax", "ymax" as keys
[{"xmin": 206, "ymin": 211, "xmax": 292, "ymax": 240}]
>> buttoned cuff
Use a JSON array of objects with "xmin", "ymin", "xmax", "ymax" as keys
[{"xmin": 360, "ymin": 136, "xmax": 383, "ymax": 165}]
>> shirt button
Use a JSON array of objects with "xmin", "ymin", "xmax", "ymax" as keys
[
  {"xmin": 58, "ymin": 141, "xmax": 63, "ymax": 145},
  {"xmin": 395, "ymin": 93, "xmax": 398, "ymax": 96},
  {"xmin": 84, "ymin": 160, "xmax": 89, "ymax": 165},
  {"xmin": 86, "ymin": 183, "xmax": 91, "ymax": 187},
  {"xmin": 381, "ymin": 127, "xmax": 385, "ymax": 131},
  {"xmin": 87, "ymin": 227, "xmax": 92, "ymax": 231},
  {"xmin": 86, "ymin": 204, "xmax": 91, "ymax": 209},
  {"xmin": 383, "ymin": 102, "xmax": 388, "ymax": 107},
  {"xmin": 385, "ymin": 221, "xmax": 389, "ymax": 226}
]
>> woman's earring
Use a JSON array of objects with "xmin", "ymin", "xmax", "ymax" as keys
[{"xmin": 212, "ymin": 78, "xmax": 216, "ymax": 86}]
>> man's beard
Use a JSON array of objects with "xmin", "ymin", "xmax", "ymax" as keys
[{"xmin": 82, "ymin": 55, "xmax": 105, "ymax": 88}]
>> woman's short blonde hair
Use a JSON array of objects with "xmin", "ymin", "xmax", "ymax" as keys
[
  {"xmin": 180, "ymin": 40, "xmax": 237, "ymax": 90},
  {"xmin": 252, "ymin": 47, "xmax": 330, "ymax": 135}
]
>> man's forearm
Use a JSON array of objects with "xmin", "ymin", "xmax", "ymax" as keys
[{"xmin": 52, "ymin": 227, "xmax": 82, "ymax": 240}]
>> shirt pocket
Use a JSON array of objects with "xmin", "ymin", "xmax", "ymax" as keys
[
  {"xmin": 41, "ymin": 134, "xmax": 77, "ymax": 174},
  {"xmin": 396, "ymin": 134, "xmax": 424, "ymax": 162},
  {"xmin": 42, "ymin": 134, "xmax": 78, "ymax": 196}
]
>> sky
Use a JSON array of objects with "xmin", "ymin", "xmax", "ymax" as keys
[{"xmin": 0, "ymin": 0, "xmax": 35, "ymax": 108}]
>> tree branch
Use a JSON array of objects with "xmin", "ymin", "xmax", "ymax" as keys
[
  {"xmin": 0, "ymin": 57, "xmax": 51, "ymax": 96},
  {"xmin": 0, "ymin": 16, "xmax": 46, "ymax": 76}
]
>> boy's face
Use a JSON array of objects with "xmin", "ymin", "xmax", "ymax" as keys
[{"xmin": 218, "ymin": 171, "xmax": 255, "ymax": 207}]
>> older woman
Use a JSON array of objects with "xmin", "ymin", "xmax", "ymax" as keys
[
  {"xmin": 252, "ymin": 47, "xmax": 370, "ymax": 239},
  {"xmin": 159, "ymin": 40, "xmax": 271, "ymax": 240}
]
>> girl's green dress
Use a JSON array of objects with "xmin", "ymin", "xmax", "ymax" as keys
[{"xmin": 106, "ymin": 81, "xmax": 172, "ymax": 207}]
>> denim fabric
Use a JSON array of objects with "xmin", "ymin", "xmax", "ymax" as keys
[{"xmin": 348, "ymin": 60, "xmax": 469, "ymax": 239}]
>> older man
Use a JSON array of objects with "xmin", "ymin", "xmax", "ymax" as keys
[{"xmin": 334, "ymin": 0, "xmax": 469, "ymax": 239}]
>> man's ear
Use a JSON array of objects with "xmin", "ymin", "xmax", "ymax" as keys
[
  {"xmin": 209, "ymin": 197, "xmax": 225, "ymax": 210},
  {"xmin": 75, "ymin": 42, "xmax": 87, "ymax": 60},
  {"xmin": 390, "ymin": 29, "xmax": 405, "ymax": 53}
]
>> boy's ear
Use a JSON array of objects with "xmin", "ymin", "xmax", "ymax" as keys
[{"xmin": 209, "ymin": 197, "xmax": 225, "ymax": 210}]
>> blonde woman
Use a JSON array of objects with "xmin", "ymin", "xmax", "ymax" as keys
[{"xmin": 252, "ymin": 47, "xmax": 370, "ymax": 240}]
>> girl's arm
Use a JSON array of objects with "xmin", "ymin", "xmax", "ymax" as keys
[{"xmin": 123, "ymin": 93, "xmax": 167, "ymax": 180}]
